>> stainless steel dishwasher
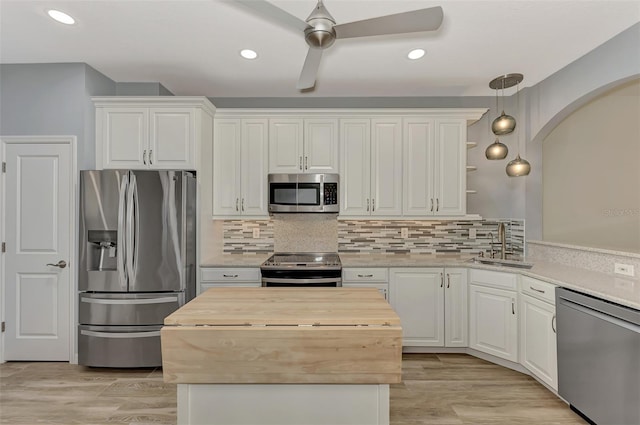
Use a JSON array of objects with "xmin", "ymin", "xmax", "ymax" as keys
[{"xmin": 556, "ymin": 287, "xmax": 640, "ymax": 425}]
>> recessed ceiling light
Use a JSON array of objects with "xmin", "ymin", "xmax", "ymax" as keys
[
  {"xmin": 240, "ymin": 49, "xmax": 258, "ymax": 60},
  {"xmin": 408, "ymin": 49, "xmax": 425, "ymax": 60},
  {"xmin": 47, "ymin": 9, "xmax": 76, "ymax": 25}
]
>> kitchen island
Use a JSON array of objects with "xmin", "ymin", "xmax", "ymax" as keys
[{"xmin": 161, "ymin": 287, "xmax": 402, "ymax": 425}]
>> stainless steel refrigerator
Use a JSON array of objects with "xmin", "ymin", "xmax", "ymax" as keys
[{"xmin": 78, "ymin": 170, "xmax": 196, "ymax": 367}]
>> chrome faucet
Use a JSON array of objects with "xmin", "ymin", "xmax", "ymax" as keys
[{"xmin": 497, "ymin": 222, "xmax": 507, "ymax": 260}]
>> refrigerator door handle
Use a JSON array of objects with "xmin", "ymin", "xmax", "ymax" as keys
[
  {"xmin": 126, "ymin": 173, "xmax": 137, "ymax": 286},
  {"xmin": 80, "ymin": 296, "xmax": 179, "ymax": 305},
  {"xmin": 80, "ymin": 330, "xmax": 161, "ymax": 339},
  {"xmin": 117, "ymin": 175, "xmax": 128, "ymax": 288}
]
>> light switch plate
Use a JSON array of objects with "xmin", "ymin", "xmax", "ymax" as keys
[
  {"xmin": 252, "ymin": 228, "xmax": 260, "ymax": 239},
  {"xmin": 614, "ymin": 263, "xmax": 634, "ymax": 277}
]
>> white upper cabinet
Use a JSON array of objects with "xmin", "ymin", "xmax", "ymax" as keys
[
  {"xmin": 340, "ymin": 119, "xmax": 371, "ymax": 216},
  {"xmin": 94, "ymin": 97, "xmax": 215, "ymax": 171},
  {"xmin": 269, "ymin": 118, "xmax": 338, "ymax": 174},
  {"xmin": 434, "ymin": 119, "xmax": 466, "ymax": 216},
  {"xmin": 403, "ymin": 118, "xmax": 466, "ymax": 216},
  {"xmin": 149, "ymin": 108, "xmax": 195, "ymax": 169},
  {"xmin": 340, "ymin": 118, "xmax": 402, "ymax": 216},
  {"xmin": 371, "ymin": 118, "xmax": 403, "ymax": 216},
  {"xmin": 213, "ymin": 119, "xmax": 268, "ymax": 217},
  {"xmin": 268, "ymin": 119, "xmax": 303, "ymax": 173}
]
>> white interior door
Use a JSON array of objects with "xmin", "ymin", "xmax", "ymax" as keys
[{"xmin": 2, "ymin": 137, "xmax": 74, "ymax": 361}]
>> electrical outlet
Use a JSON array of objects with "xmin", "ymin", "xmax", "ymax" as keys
[
  {"xmin": 401, "ymin": 228, "xmax": 409, "ymax": 239},
  {"xmin": 469, "ymin": 228, "xmax": 477, "ymax": 239},
  {"xmin": 614, "ymin": 263, "xmax": 634, "ymax": 277},
  {"xmin": 252, "ymin": 228, "xmax": 260, "ymax": 239}
]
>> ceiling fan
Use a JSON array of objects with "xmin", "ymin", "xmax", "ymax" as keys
[{"xmin": 234, "ymin": 0, "xmax": 444, "ymax": 90}]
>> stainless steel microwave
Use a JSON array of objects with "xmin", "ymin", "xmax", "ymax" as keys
[{"xmin": 268, "ymin": 173, "xmax": 339, "ymax": 213}]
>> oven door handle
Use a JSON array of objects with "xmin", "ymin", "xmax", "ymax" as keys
[{"xmin": 262, "ymin": 277, "xmax": 341, "ymax": 284}]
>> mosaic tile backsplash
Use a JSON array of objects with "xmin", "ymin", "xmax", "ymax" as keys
[
  {"xmin": 223, "ymin": 217, "xmax": 524, "ymax": 257},
  {"xmin": 223, "ymin": 220, "xmax": 274, "ymax": 253},
  {"xmin": 338, "ymin": 219, "xmax": 524, "ymax": 257}
]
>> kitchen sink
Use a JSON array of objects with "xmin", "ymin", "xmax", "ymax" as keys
[{"xmin": 467, "ymin": 257, "xmax": 534, "ymax": 269}]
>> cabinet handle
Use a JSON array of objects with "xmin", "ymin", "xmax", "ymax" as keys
[
  {"xmin": 440, "ymin": 272, "xmax": 444, "ymax": 288},
  {"xmin": 223, "ymin": 274, "xmax": 239, "ymax": 278},
  {"xmin": 357, "ymin": 274, "xmax": 374, "ymax": 278},
  {"xmin": 235, "ymin": 198, "xmax": 239, "ymax": 212},
  {"xmin": 447, "ymin": 273, "xmax": 451, "ymax": 288},
  {"xmin": 242, "ymin": 198, "xmax": 245, "ymax": 212},
  {"xmin": 299, "ymin": 156, "xmax": 303, "ymax": 170},
  {"xmin": 512, "ymin": 299, "xmax": 515, "ymax": 315},
  {"xmin": 305, "ymin": 156, "xmax": 308, "ymax": 170},
  {"xmin": 430, "ymin": 198, "xmax": 434, "ymax": 212},
  {"xmin": 436, "ymin": 198, "xmax": 439, "ymax": 212},
  {"xmin": 366, "ymin": 198, "xmax": 370, "ymax": 212},
  {"xmin": 530, "ymin": 286, "xmax": 545, "ymax": 294},
  {"xmin": 149, "ymin": 149, "xmax": 153, "ymax": 165},
  {"xmin": 552, "ymin": 314, "xmax": 556, "ymax": 333},
  {"xmin": 143, "ymin": 150, "xmax": 147, "ymax": 165},
  {"xmin": 372, "ymin": 199, "xmax": 375, "ymax": 212}
]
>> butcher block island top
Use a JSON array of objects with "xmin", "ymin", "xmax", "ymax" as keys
[{"xmin": 161, "ymin": 287, "xmax": 402, "ymax": 385}]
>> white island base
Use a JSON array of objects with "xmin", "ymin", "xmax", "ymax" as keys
[{"xmin": 177, "ymin": 383, "xmax": 390, "ymax": 425}]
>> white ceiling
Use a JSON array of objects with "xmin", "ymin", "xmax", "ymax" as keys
[{"xmin": 1, "ymin": 0, "xmax": 639, "ymax": 97}]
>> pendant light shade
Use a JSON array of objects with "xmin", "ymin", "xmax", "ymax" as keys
[
  {"xmin": 485, "ymin": 138, "xmax": 508, "ymax": 160},
  {"xmin": 489, "ymin": 73, "xmax": 522, "ymax": 136},
  {"xmin": 506, "ymin": 154, "xmax": 531, "ymax": 177},
  {"xmin": 491, "ymin": 111, "xmax": 516, "ymax": 135}
]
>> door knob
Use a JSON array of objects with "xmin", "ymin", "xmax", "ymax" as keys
[{"xmin": 46, "ymin": 260, "xmax": 67, "ymax": 269}]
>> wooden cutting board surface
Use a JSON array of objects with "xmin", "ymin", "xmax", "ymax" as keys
[{"xmin": 164, "ymin": 287, "xmax": 400, "ymax": 326}]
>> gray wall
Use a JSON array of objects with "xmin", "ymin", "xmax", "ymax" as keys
[
  {"xmin": 115, "ymin": 82, "xmax": 173, "ymax": 96},
  {"xmin": 0, "ymin": 63, "xmax": 116, "ymax": 169},
  {"xmin": 524, "ymin": 22, "xmax": 640, "ymax": 240}
]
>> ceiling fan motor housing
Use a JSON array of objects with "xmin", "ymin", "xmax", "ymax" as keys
[{"xmin": 304, "ymin": 1, "xmax": 336, "ymax": 49}]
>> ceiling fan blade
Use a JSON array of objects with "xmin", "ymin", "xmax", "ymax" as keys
[
  {"xmin": 233, "ymin": 0, "xmax": 310, "ymax": 32},
  {"xmin": 297, "ymin": 48, "xmax": 323, "ymax": 90},
  {"xmin": 334, "ymin": 6, "xmax": 443, "ymax": 39}
]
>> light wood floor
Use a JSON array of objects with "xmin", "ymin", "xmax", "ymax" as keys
[{"xmin": 0, "ymin": 353, "xmax": 587, "ymax": 425}]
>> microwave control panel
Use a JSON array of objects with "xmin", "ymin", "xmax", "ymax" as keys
[{"xmin": 324, "ymin": 183, "xmax": 338, "ymax": 205}]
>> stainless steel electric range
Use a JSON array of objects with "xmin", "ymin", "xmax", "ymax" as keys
[{"xmin": 260, "ymin": 252, "xmax": 342, "ymax": 287}]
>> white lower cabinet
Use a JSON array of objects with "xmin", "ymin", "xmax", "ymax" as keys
[
  {"xmin": 469, "ymin": 269, "xmax": 518, "ymax": 362},
  {"xmin": 389, "ymin": 268, "xmax": 467, "ymax": 348},
  {"xmin": 342, "ymin": 268, "xmax": 389, "ymax": 300},
  {"xmin": 199, "ymin": 267, "xmax": 261, "ymax": 295},
  {"xmin": 519, "ymin": 276, "xmax": 558, "ymax": 390}
]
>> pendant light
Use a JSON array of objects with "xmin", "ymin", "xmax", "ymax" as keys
[
  {"xmin": 489, "ymin": 74, "xmax": 522, "ymax": 135},
  {"xmin": 485, "ymin": 91, "xmax": 508, "ymax": 160},
  {"xmin": 505, "ymin": 78, "xmax": 531, "ymax": 177}
]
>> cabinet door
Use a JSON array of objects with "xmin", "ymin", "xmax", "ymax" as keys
[
  {"xmin": 340, "ymin": 119, "xmax": 371, "ymax": 216},
  {"xmin": 469, "ymin": 284, "xmax": 518, "ymax": 362},
  {"xmin": 520, "ymin": 294, "xmax": 557, "ymax": 390},
  {"xmin": 434, "ymin": 120, "xmax": 465, "ymax": 216},
  {"xmin": 149, "ymin": 108, "xmax": 195, "ymax": 169},
  {"xmin": 371, "ymin": 118, "xmax": 402, "ymax": 216},
  {"xmin": 403, "ymin": 118, "xmax": 435, "ymax": 216},
  {"xmin": 390, "ymin": 268, "xmax": 444, "ymax": 347},
  {"xmin": 304, "ymin": 119, "xmax": 339, "ymax": 173},
  {"xmin": 213, "ymin": 119, "xmax": 241, "ymax": 216},
  {"xmin": 101, "ymin": 108, "xmax": 148, "ymax": 169},
  {"xmin": 269, "ymin": 119, "xmax": 304, "ymax": 173},
  {"xmin": 241, "ymin": 119, "xmax": 269, "ymax": 216},
  {"xmin": 444, "ymin": 268, "xmax": 468, "ymax": 347}
]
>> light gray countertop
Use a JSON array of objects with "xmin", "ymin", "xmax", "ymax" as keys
[{"xmin": 200, "ymin": 252, "xmax": 640, "ymax": 310}]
